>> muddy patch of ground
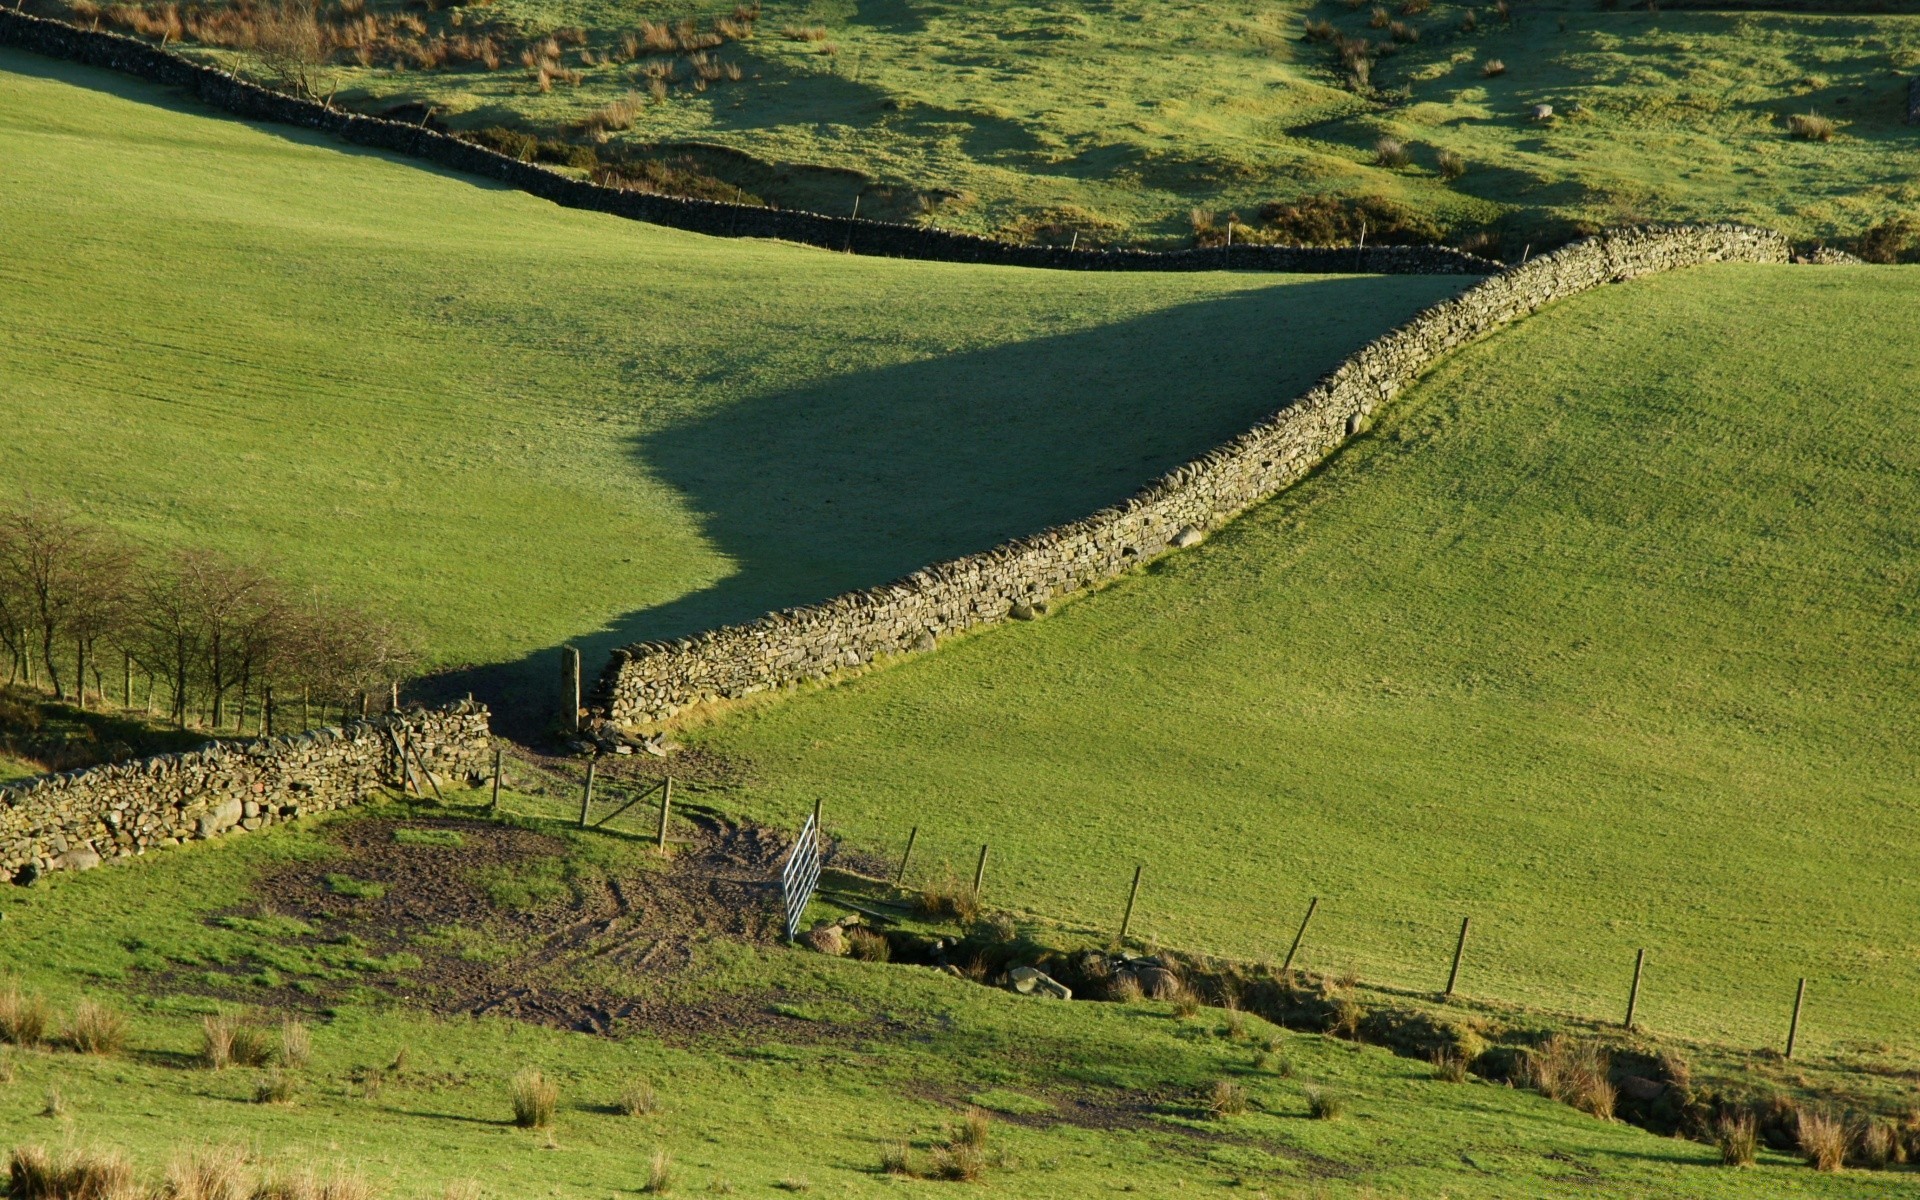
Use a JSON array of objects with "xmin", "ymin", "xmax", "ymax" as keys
[{"xmin": 212, "ymin": 810, "xmax": 836, "ymax": 1039}]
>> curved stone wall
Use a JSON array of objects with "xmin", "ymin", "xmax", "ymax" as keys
[
  {"xmin": 0, "ymin": 10, "xmax": 1494, "ymax": 275},
  {"xmin": 594, "ymin": 223, "xmax": 1792, "ymax": 726}
]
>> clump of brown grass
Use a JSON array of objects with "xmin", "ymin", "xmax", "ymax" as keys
[
  {"xmin": 844, "ymin": 928, "xmax": 890, "ymax": 962},
  {"xmin": 915, "ymin": 869, "xmax": 980, "ymax": 925},
  {"xmin": 928, "ymin": 1145, "xmax": 984, "ymax": 1183},
  {"xmin": 1437, "ymin": 148, "xmax": 1467, "ymax": 180},
  {"xmin": 252, "ymin": 1166, "xmax": 379, "ymax": 1200},
  {"xmin": 1204, "ymin": 1079, "xmax": 1248, "ymax": 1118},
  {"xmin": 878, "ymin": 1141, "xmax": 914, "ymax": 1177},
  {"xmin": 164, "ymin": 1145, "xmax": 252, "ymax": 1200},
  {"xmin": 279, "ymin": 1020, "xmax": 311, "ymax": 1071},
  {"xmin": 1368, "ymin": 5, "xmax": 1390, "ymax": 27},
  {"xmin": 510, "ymin": 1069, "xmax": 559, "ymax": 1128},
  {"xmin": 1374, "ymin": 136, "xmax": 1410, "ymax": 167},
  {"xmin": 1798, "ymin": 1108, "xmax": 1847, "ymax": 1172},
  {"xmin": 1714, "ymin": 1113, "xmax": 1757, "ymax": 1166},
  {"xmin": 1855, "ymin": 1117, "xmax": 1897, "ymax": 1168},
  {"xmin": 1303, "ymin": 17, "xmax": 1335, "ymax": 40},
  {"xmin": 66, "ymin": 1001, "xmax": 127, "ymax": 1057},
  {"xmin": 40, "ymin": 1087, "xmax": 66, "ymax": 1118},
  {"xmin": 642, "ymin": 1151, "xmax": 672, "ymax": 1194},
  {"xmin": 201, "ymin": 1015, "xmax": 237, "ymax": 1070},
  {"xmin": 7, "ymin": 1145, "xmax": 138, "ymax": 1200},
  {"xmin": 1106, "ymin": 973, "xmax": 1144, "ymax": 1003},
  {"xmin": 1170, "ymin": 985, "xmax": 1201, "ymax": 1020},
  {"xmin": 0, "ymin": 982, "xmax": 52, "ymax": 1047},
  {"xmin": 1431, "ymin": 1050, "xmax": 1469, "ymax": 1083},
  {"xmin": 1388, "ymin": 20, "xmax": 1418, "ymax": 42},
  {"xmin": 618, "ymin": 1079, "xmax": 660, "ymax": 1117},
  {"xmin": 957, "ymin": 1107, "xmax": 990, "ymax": 1149},
  {"xmin": 1482, "ymin": 57, "xmax": 1506, "ymax": 76},
  {"xmin": 782, "ymin": 24, "xmax": 828, "ymax": 41},
  {"xmin": 580, "ymin": 92, "xmax": 644, "ymax": 134},
  {"xmin": 254, "ymin": 1069, "xmax": 297, "ymax": 1106},
  {"xmin": 1221, "ymin": 1003, "xmax": 1248, "ymax": 1041},
  {"xmin": 1788, "ymin": 112, "xmax": 1835, "ymax": 142},
  {"xmin": 1305, "ymin": 1086, "xmax": 1346, "ymax": 1120},
  {"xmin": 1526, "ymin": 1036, "xmax": 1614, "ymax": 1120},
  {"xmin": 1460, "ymin": 8, "xmax": 1478, "ymax": 30}
]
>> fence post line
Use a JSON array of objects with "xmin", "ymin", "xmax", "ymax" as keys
[
  {"xmin": 1281, "ymin": 896, "xmax": 1319, "ymax": 974},
  {"xmin": 1444, "ymin": 916, "xmax": 1471, "ymax": 997},
  {"xmin": 1786, "ymin": 977, "xmax": 1807, "ymax": 1059},
  {"xmin": 1119, "ymin": 863, "xmax": 1144, "ymax": 945},
  {"xmin": 895, "ymin": 826, "xmax": 918, "ymax": 885},
  {"xmin": 972, "ymin": 843, "xmax": 989, "ymax": 897},
  {"xmin": 490, "ymin": 746, "xmax": 502, "ymax": 812},
  {"xmin": 1624, "ymin": 948, "xmax": 1646, "ymax": 1029},
  {"xmin": 578, "ymin": 760, "xmax": 596, "ymax": 828},
  {"xmin": 657, "ymin": 776, "xmax": 673, "ymax": 851}
]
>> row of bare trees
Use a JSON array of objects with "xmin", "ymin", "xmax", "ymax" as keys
[{"xmin": 0, "ymin": 497, "xmax": 417, "ymax": 733}]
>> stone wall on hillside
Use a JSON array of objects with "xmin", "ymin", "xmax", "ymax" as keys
[
  {"xmin": 0, "ymin": 702, "xmax": 493, "ymax": 882},
  {"xmin": 0, "ymin": 10, "xmax": 1493, "ymax": 275},
  {"xmin": 594, "ymin": 223, "xmax": 1793, "ymax": 726}
]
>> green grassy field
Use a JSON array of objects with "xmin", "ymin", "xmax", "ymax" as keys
[
  {"xmin": 0, "ymin": 788, "xmax": 1899, "ymax": 1199},
  {"xmin": 701, "ymin": 261, "xmax": 1920, "ymax": 1062},
  {"xmin": 101, "ymin": 0, "xmax": 1920, "ymax": 248},
  {"xmin": 0, "ymin": 48, "xmax": 1462, "ymax": 715}
]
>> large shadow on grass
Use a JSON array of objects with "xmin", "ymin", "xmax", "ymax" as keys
[{"xmin": 425, "ymin": 275, "xmax": 1469, "ymax": 734}]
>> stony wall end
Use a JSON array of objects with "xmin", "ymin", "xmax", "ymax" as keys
[
  {"xmin": 594, "ymin": 223, "xmax": 1791, "ymax": 726},
  {"xmin": 0, "ymin": 702, "xmax": 492, "ymax": 882}
]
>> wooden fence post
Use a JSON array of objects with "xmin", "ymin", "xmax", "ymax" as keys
[
  {"xmin": 1624, "ymin": 948, "xmax": 1646, "ymax": 1029},
  {"xmin": 972, "ymin": 843, "xmax": 989, "ymax": 897},
  {"xmin": 122, "ymin": 652, "xmax": 132, "ymax": 708},
  {"xmin": 1281, "ymin": 896, "xmax": 1319, "ymax": 974},
  {"xmin": 1786, "ymin": 977, "xmax": 1807, "ymax": 1059},
  {"xmin": 561, "ymin": 646, "xmax": 581, "ymax": 731},
  {"xmin": 264, "ymin": 685, "xmax": 274, "ymax": 737},
  {"xmin": 390, "ymin": 680, "xmax": 399, "ymax": 713},
  {"xmin": 1119, "ymin": 864, "xmax": 1144, "ymax": 945},
  {"xmin": 895, "ymin": 826, "xmax": 919, "ymax": 885},
  {"xmin": 490, "ymin": 747, "xmax": 502, "ymax": 812},
  {"xmin": 657, "ymin": 776, "xmax": 673, "ymax": 851},
  {"xmin": 578, "ymin": 760, "xmax": 596, "ymax": 828},
  {"xmin": 1445, "ymin": 916, "xmax": 1470, "ymax": 997}
]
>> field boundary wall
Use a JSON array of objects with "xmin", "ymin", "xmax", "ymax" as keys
[
  {"xmin": 0, "ymin": 10, "xmax": 1493, "ymax": 275},
  {"xmin": 594, "ymin": 224, "xmax": 1792, "ymax": 725},
  {"xmin": 0, "ymin": 702, "xmax": 493, "ymax": 881}
]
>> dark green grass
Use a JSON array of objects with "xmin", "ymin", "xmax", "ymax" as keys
[
  {"xmin": 0, "ymin": 792, "xmax": 1895, "ymax": 1198},
  {"xmin": 703, "ymin": 262, "xmax": 1920, "ymax": 1060},
  {"xmin": 127, "ymin": 0, "xmax": 1920, "ymax": 248},
  {"xmin": 0, "ymin": 48, "xmax": 1461, "ymax": 718}
]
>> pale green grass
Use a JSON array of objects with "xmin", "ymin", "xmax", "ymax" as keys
[
  {"xmin": 0, "ymin": 794, "xmax": 1895, "ymax": 1199},
  {"xmin": 705, "ymin": 262, "xmax": 1920, "ymax": 1060},
  {"xmin": 0, "ymin": 48, "xmax": 1461, "ymax": 712},
  {"xmin": 148, "ymin": 0, "xmax": 1920, "ymax": 247}
]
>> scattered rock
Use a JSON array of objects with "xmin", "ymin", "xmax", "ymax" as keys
[
  {"xmin": 1009, "ymin": 603, "xmax": 1037, "ymax": 621},
  {"xmin": 1007, "ymin": 965, "xmax": 1073, "ymax": 1000},
  {"xmin": 614, "ymin": 744, "xmax": 633, "ymax": 755},
  {"xmin": 804, "ymin": 923, "xmax": 846, "ymax": 956},
  {"xmin": 1532, "ymin": 103, "xmax": 1554, "ymax": 121},
  {"xmin": 913, "ymin": 631, "xmax": 937, "ymax": 653},
  {"xmin": 57, "ymin": 847, "xmax": 101, "ymax": 872},
  {"xmin": 1172, "ymin": 526, "xmax": 1204, "ymax": 548},
  {"xmin": 1616, "ymin": 1075, "xmax": 1666, "ymax": 1102}
]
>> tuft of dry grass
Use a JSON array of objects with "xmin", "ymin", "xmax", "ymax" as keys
[
  {"xmin": 1374, "ymin": 136, "xmax": 1409, "ymax": 168},
  {"xmin": 1856, "ymin": 1117, "xmax": 1896, "ymax": 1168},
  {"xmin": 1431, "ymin": 1050, "xmax": 1469, "ymax": 1083},
  {"xmin": 1437, "ymin": 148, "xmax": 1467, "ymax": 180},
  {"xmin": 1368, "ymin": 5, "xmax": 1390, "ymax": 27},
  {"xmin": 781, "ymin": 24, "xmax": 828, "ymax": 41},
  {"xmin": 439, "ymin": 1183, "xmax": 480, "ymax": 1200},
  {"xmin": 66, "ymin": 1001, "xmax": 127, "ymax": 1056},
  {"xmin": 1526, "ymin": 1035, "xmax": 1614, "ymax": 1120},
  {"xmin": 1204, "ymin": 1079, "xmax": 1248, "ymax": 1118},
  {"xmin": 914, "ymin": 870, "xmax": 980, "ymax": 925},
  {"xmin": 41, "ymin": 1086, "xmax": 67, "ymax": 1119},
  {"xmin": 618, "ymin": 1079, "xmax": 661, "ymax": 1117},
  {"xmin": 1798, "ymin": 1108, "xmax": 1847, "ymax": 1172},
  {"xmin": 510, "ymin": 1069, "xmax": 559, "ymax": 1129},
  {"xmin": 642, "ymin": 1151, "xmax": 672, "ymax": 1195},
  {"xmin": 844, "ymin": 928, "xmax": 891, "ymax": 962},
  {"xmin": 1715, "ymin": 1113, "xmax": 1757, "ymax": 1166},
  {"xmin": 956, "ymin": 1107, "xmax": 990, "ymax": 1150},
  {"xmin": 928, "ymin": 1145, "xmax": 984, "ymax": 1183},
  {"xmin": 279, "ymin": 1020, "xmax": 311, "ymax": 1071},
  {"xmin": 1303, "ymin": 17, "xmax": 1335, "ymax": 40},
  {"xmin": 8, "ymin": 1145, "xmax": 139, "ymax": 1200},
  {"xmin": 0, "ymin": 982, "xmax": 52, "ymax": 1047},
  {"xmin": 164, "ymin": 1145, "xmax": 252, "ymax": 1200},
  {"xmin": 1106, "ymin": 973, "xmax": 1144, "ymax": 1003},
  {"xmin": 1482, "ymin": 57, "xmax": 1506, "ymax": 77},
  {"xmin": 1305, "ymin": 1086, "xmax": 1346, "ymax": 1120},
  {"xmin": 201, "ymin": 1015, "xmax": 237, "ymax": 1070},
  {"xmin": 251, "ymin": 1166, "xmax": 379, "ymax": 1200},
  {"xmin": 253, "ymin": 1070, "xmax": 298, "ymax": 1106},
  {"xmin": 1388, "ymin": 20, "xmax": 1418, "ymax": 42},
  {"xmin": 1170, "ymin": 985, "xmax": 1201, "ymax": 1020},
  {"xmin": 1220, "ymin": 1004, "xmax": 1248, "ymax": 1041},
  {"xmin": 879, "ymin": 1142, "xmax": 914, "ymax": 1177},
  {"xmin": 1788, "ymin": 112, "xmax": 1835, "ymax": 142}
]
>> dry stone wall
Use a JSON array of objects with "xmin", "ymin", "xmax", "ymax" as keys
[
  {"xmin": 596, "ymin": 223, "xmax": 1792, "ymax": 726},
  {"xmin": 0, "ymin": 10, "xmax": 1492, "ymax": 275},
  {"xmin": 0, "ymin": 702, "xmax": 492, "ymax": 882}
]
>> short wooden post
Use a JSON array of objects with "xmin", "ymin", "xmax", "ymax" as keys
[
  {"xmin": 1624, "ymin": 948, "xmax": 1646, "ymax": 1029},
  {"xmin": 1119, "ymin": 864, "xmax": 1144, "ymax": 944},
  {"xmin": 1786, "ymin": 977, "xmax": 1807, "ymax": 1059},
  {"xmin": 301, "ymin": 685, "xmax": 310, "ymax": 730},
  {"xmin": 1444, "ymin": 916, "xmax": 1470, "ymax": 997},
  {"xmin": 1281, "ymin": 896, "xmax": 1319, "ymax": 974},
  {"xmin": 264, "ymin": 685, "xmax": 274, "ymax": 737},
  {"xmin": 561, "ymin": 646, "xmax": 581, "ymax": 731},
  {"xmin": 490, "ymin": 747, "xmax": 503, "ymax": 812},
  {"xmin": 390, "ymin": 680, "xmax": 399, "ymax": 713},
  {"xmin": 122, "ymin": 652, "xmax": 132, "ymax": 708},
  {"xmin": 656, "ymin": 776, "xmax": 673, "ymax": 851},
  {"xmin": 972, "ymin": 843, "xmax": 989, "ymax": 897},
  {"xmin": 812, "ymin": 797, "xmax": 823, "ymax": 837},
  {"xmin": 578, "ymin": 760, "xmax": 596, "ymax": 828},
  {"xmin": 895, "ymin": 826, "xmax": 919, "ymax": 885},
  {"xmin": 358, "ymin": 691, "xmax": 368, "ymax": 720}
]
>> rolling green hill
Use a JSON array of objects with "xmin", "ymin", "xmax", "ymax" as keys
[
  {"xmin": 703, "ymin": 260, "xmax": 1920, "ymax": 1061},
  {"xmin": 0, "ymin": 47, "xmax": 1463, "ymax": 711},
  {"xmin": 60, "ymin": 0, "xmax": 1920, "ymax": 249}
]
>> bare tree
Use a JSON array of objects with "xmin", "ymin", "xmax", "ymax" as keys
[{"xmin": 0, "ymin": 499, "xmax": 134, "ymax": 701}]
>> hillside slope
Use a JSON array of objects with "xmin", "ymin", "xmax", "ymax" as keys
[
  {"xmin": 705, "ymin": 261, "xmax": 1920, "ymax": 1059},
  {"xmin": 0, "ymin": 48, "xmax": 1463, "ymax": 701}
]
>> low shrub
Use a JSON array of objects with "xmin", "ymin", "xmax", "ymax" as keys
[
  {"xmin": 618, "ymin": 1079, "xmax": 660, "ymax": 1117},
  {"xmin": 201, "ymin": 1015, "xmax": 236, "ymax": 1070},
  {"xmin": 1788, "ymin": 112, "xmax": 1835, "ymax": 142},
  {"xmin": 642, "ymin": 1150, "xmax": 672, "ymax": 1195},
  {"xmin": 67, "ymin": 1001, "xmax": 127, "ymax": 1056},
  {"xmin": 1854, "ymin": 218, "xmax": 1915, "ymax": 264},
  {"xmin": 1254, "ymin": 194, "xmax": 1445, "ymax": 247},
  {"xmin": 1799, "ymin": 1108, "xmax": 1847, "ymax": 1171},
  {"xmin": 511, "ymin": 1069, "xmax": 559, "ymax": 1128},
  {"xmin": 1482, "ymin": 57, "xmax": 1506, "ymax": 77},
  {"xmin": 1716, "ymin": 1113, "xmax": 1757, "ymax": 1166},
  {"xmin": 1205, "ymin": 1079, "xmax": 1248, "ymax": 1117},
  {"xmin": 1374, "ymin": 137, "xmax": 1410, "ymax": 168},
  {"xmin": 1437, "ymin": 149, "xmax": 1467, "ymax": 180}
]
